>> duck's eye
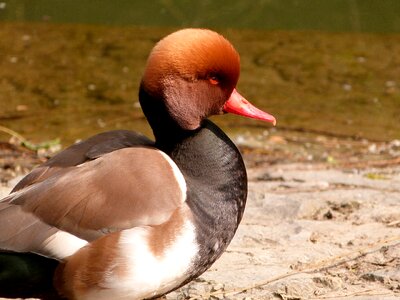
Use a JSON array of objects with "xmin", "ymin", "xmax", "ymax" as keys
[{"xmin": 209, "ymin": 76, "xmax": 219, "ymax": 85}]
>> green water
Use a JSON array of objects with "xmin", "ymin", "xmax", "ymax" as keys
[
  {"xmin": 1, "ymin": 0, "xmax": 400, "ymax": 33},
  {"xmin": 0, "ymin": 2, "xmax": 399, "ymax": 146}
]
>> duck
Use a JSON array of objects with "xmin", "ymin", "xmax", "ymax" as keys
[{"xmin": 0, "ymin": 28, "xmax": 276, "ymax": 300}]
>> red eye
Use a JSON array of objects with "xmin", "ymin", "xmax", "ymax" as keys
[{"xmin": 209, "ymin": 76, "xmax": 219, "ymax": 85}]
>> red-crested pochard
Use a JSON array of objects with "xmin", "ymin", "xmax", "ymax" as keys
[{"xmin": 0, "ymin": 28, "xmax": 276, "ymax": 299}]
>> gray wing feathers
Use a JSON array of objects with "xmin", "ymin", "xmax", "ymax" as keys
[{"xmin": 0, "ymin": 202, "xmax": 58, "ymax": 256}]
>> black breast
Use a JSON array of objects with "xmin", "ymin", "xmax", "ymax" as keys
[{"xmin": 168, "ymin": 120, "xmax": 247, "ymax": 279}]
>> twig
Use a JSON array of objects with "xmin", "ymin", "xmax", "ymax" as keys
[
  {"xmin": 0, "ymin": 125, "xmax": 60, "ymax": 151},
  {"xmin": 341, "ymin": 156, "xmax": 400, "ymax": 168},
  {"xmin": 310, "ymin": 289, "xmax": 394, "ymax": 299},
  {"xmin": 388, "ymin": 220, "xmax": 400, "ymax": 227},
  {"xmin": 0, "ymin": 124, "xmax": 28, "ymax": 144}
]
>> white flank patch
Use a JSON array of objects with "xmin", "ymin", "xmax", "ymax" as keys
[
  {"xmin": 40, "ymin": 230, "xmax": 88, "ymax": 260},
  {"xmin": 83, "ymin": 219, "xmax": 198, "ymax": 300},
  {"xmin": 158, "ymin": 150, "xmax": 187, "ymax": 203}
]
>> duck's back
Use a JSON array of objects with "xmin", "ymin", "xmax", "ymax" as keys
[{"xmin": 12, "ymin": 130, "xmax": 154, "ymax": 192}]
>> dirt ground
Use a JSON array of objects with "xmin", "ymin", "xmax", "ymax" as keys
[
  {"xmin": 0, "ymin": 130, "xmax": 399, "ymax": 300},
  {"xmin": 169, "ymin": 164, "xmax": 400, "ymax": 300}
]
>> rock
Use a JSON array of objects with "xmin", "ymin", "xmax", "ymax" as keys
[
  {"xmin": 211, "ymin": 283, "xmax": 225, "ymax": 292},
  {"xmin": 361, "ymin": 268, "xmax": 400, "ymax": 290},
  {"xmin": 313, "ymin": 275, "xmax": 343, "ymax": 290},
  {"xmin": 272, "ymin": 277, "xmax": 316, "ymax": 299}
]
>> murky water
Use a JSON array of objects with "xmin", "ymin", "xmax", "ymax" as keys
[
  {"xmin": 0, "ymin": 2, "xmax": 399, "ymax": 146},
  {"xmin": 2, "ymin": 0, "xmax": 400, "ymax": 32}
]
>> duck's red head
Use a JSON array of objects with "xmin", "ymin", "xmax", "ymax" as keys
[{"xmin": 141, "ymin": 28, "xmax": 276, "ymax": 131}]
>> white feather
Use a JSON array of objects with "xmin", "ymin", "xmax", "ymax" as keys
[
  {"xmin": 158, "ymin": 150, "xmax": 187, "ymax": 203},
  {"xmin": 82, "ymin": 220, "xmax": 198, "ymax": 300},
  {"xmin": 40, "ymin": 230, "xmax": 88, "ymax": 260}
]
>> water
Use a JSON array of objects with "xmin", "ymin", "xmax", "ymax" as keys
[
  {"xmin": 0, "ymin": 2, "xmax": 399, "ymax": 146},
  {"xmin": 1, "ymin": 0, "xmax": 400, "ymax": 33}
]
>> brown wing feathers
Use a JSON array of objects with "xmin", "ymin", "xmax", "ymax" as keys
[
  {"xmin": 4, "ymin": 147, "xmax": 184, "ymax": 243},
  {"xmin": 1, "ymin": 130, "xmax": 185, "ymax": 261}
]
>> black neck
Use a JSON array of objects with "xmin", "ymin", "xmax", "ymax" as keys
[
  {"xmin": 140, "ymin": 85, "xmax": 248, "ymax": 276},
  {"xmin": 139, "ymin": 84, "xmax": 191, "ymax": 148},
  {"xmin": 162, "ymin": 120, "xmax": 248, "ymax": 278}
]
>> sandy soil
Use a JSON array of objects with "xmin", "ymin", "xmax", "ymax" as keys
[{"xmin": 0, "ymin": 133, "xmax": 399, "ymax": 300}]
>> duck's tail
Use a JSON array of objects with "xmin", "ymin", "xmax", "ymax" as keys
[{"xmin": 0, "ymin": 251, "xmax": 61, "ymax": 299}]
